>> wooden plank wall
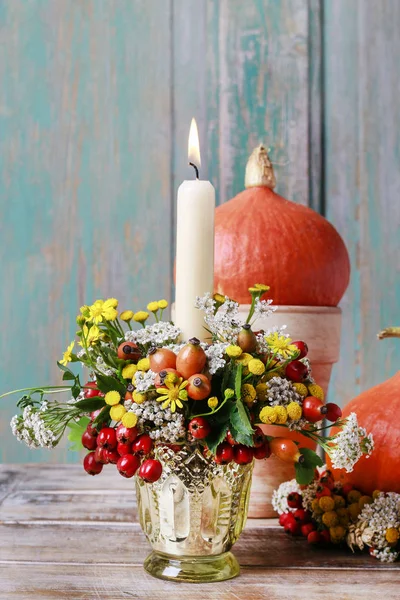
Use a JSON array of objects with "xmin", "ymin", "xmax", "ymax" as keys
[{"xmin": 0, "ymin": 0, "xmax": 398, "ymax": 463}]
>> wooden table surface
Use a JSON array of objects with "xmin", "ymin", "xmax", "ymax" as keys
[{"xmin": 0, "ymin": 464, "xmax": 399, "ymax": 599}]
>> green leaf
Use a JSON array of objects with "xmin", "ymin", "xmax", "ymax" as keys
[
  {"xmin": 205, "ymin": 422, "xmax": 229, "ymax": 454},
  {"xmin": 236, "ymin": 399, "xmax": 253, "ymax": 433},
  {"xmin": 57, "ymin": 361, "xmax": 74, "ymax": 375},
  {"xmin": 70, "ymin": 353, "xmax": 80, "ymax": 363},
  {"xmin": 67, "ymin": 417, "xmax": 90, "ymax": 452},
  {"xmin": 62, "ymin": 371, "xmax": 75, "ymax": 381},
  {"xmin": 234, "ymin": 363, "xmax": 243, "ymax": 400},
  {"xmin": 95, "ymin": 373, "xmax": 126, "ymax": 395},
  {"xmin": 230, "ymin": 401, "xmax": 253, "ymax": 440},
  {"xmin": 74, "ymin": 397, "xmax": 106, "ymax": 412},
  {"xmin": 300, "ymin": 447, "xmax": 324, "ymax": 468},
  {"xmin": 295, "ymin": 463, "xmax": 316, "ymax": 485},
  {"xmin": 71, "ymin": 383, "xmax": 81, "ymax": 399},
  {"xmin": 228, "ymin": 423, "xmax": 253, "ymax": 446}
]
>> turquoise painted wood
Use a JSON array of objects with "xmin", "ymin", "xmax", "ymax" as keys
[
  {"xmin": 324, "ymin": 0, "xmax": 400, "ymax": 405},
  {"xmin": 0, "ymin": 0, "xmax": 399, "ymax": 463}
]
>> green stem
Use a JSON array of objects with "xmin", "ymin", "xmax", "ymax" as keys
[
  {"xmin": 0, "ymin": 386, "xmax": 71, "ymax": 400},
  {"xmin": 190, "ymin": 396, "xmax": 229, "ymax": 419},
  {"xmin": 246, "ymin": 295, "xmax": 257, "ymax": 324}
]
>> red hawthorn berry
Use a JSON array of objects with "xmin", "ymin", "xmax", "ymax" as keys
[
  {"xmin": 287, "ymin": 492, "xmax": 303, "ymax": 509},
  {"xmin": 253, "ymin": 441, "xmax": 271, "ymax": 460},
  {"xmin": 285, "ymin": 520, "xmax": 301, "ymax": 536},
  {"xmin": 226, "ymin": 430, "xmax": 239, "ymax": 446},
  {"xmin": 285, "ymin": 360, "xmax": 308, "ymax": 383},
  {"xmin": 320, "ymin": 529, "xmax": 331, "ymax": 544},
  {"xmin": 233, "ymin": 445, "xmax": 254, "ymax": 465},
  {"xmin": 105, "ymin": 449, "xmax": 119, "ymax": 464},
  {"xmin": 94, "ymin": 446, "xmax": 109, "ymax": 464},
  {"xmin": 301, "ymin": 523, "xmax": 315, "ymax": 538},
  {"xmin": 342, "ymin": 483, "xmax": 354, "ymax": 496},
  {"xmin": 117, "ymin": 454, "xmax": 140, "ymax": 478},
  {"xmin": 188, "ymin": 417, "xmax": 211, "ymax": 440},
  {"xmin": 293, "ymin": 508, "xmax": 310, "ymax": 524},
  {"xmin": 97, "ymin": 427, "xmax": 117, "ymax": 450},
  {"xmin": 291, "ymin": 341, "xmax": 308, "ymax": 359},
  {"xmin": 279, "ymin": 513, "xmax": 292, "ymax": 527},
  {"xmin": 83, "ymin": 452, "xmax": 103, "ymax": 476},
  {"xmin": 308, "ymin": 531, "xmax": 322, "ymax": 544},
  {"xmin": 138, "ymin": 459, "xmax": 163, "ymax": 483},
  {"xmin": 215, "ymin": 442, "xmax": 234, "ymax": 464},
  {"xmin": 82, "ymin": 430, "xmax": 97, "ymax": 451},
  {"xmin": 325, "ymin": 402, "xmax": 342, "ymax": 422},
  {"xmin": 316, "ymin": 485, "xmax": 332, "ymax": 499},
  {"xmin": 132, "ymin": 434, "xmax": 153, "ymax": 457},
  {"xmin": 252, "ymin": 426, "xmax": 265, "ymax": 448}
]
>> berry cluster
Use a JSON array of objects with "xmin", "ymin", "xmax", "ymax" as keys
[
  {"xmin": 276, "ymin": 469, "xmax": 373, "ymax": 545},
  {"xmin": 82, "ymin": 413, "xmax": 162, "ymax": 482}
]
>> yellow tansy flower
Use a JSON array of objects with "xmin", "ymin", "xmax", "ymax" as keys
[
  {"xmin": 213, "ymin": 293, "xmax": 226, "ymax": 304},
  {"xmin": 386, "ymin": 528, "xmax": 400, "ymax": 545},
  {"xmin": 147, "ymin": 301, "xmax": 159, "ymax": 312},
  {"xmin": 254, "ymin": 283, "xmax": 270, "ymax": 292},
  {"xmin": 157, "ymin": 299, "xmax": 168, "ymax": 309},
  {"xmin": 60, "ymin": 341, "xmax": 75, "ymax": 366},
  {"xmin": 226, "ymin": 345, "xmax": 243, "ymax": 358},
  {"xmin": 120, "ymin": 310, "xmax": 134, "ymax": 322},
  {"xmin": 137, "ymin": 358, "xmax": 150, "ymax": 372},
  {"xmin": 89, "ymin": 299, "xmax": 118, "ymax": 323},
  {"xmin": 293, "ymin": 382, "xmax": 308, "ymax": 397},
  {"xmin": 110, "ymin": 404, "xmax": 127, "ymax": 422},
  {"xmin": 337, "ymin": 507, "xmax": 350, "ymax": 527},
  {"xmin": 259, "ymin": 406, "xmax": 278, "ymax": 425},
  {"xmin": 263, "ymin": 371, "xmax": 279, "ymax": 383},
  {"xmin": 156, "ymin": 378, "xmax": 188, "ymax": 413},
  {"xmin": 133, "ymin": 391, "xmax": 146, "ymax": 404},
  {"xmin": 122, "ymin": 412, "xmax": 138, "ymax": 428},
  {"xmin": 241, "ymin": 383, "xmax": 256, "ymax": 405},
  {"xmin": 322, "ymin": 511, "xmax": 339, "ymax": 528},
  {"xmin": 265, "ymin": 332, "xmax": 299, "ymax": 360},
  {"xmin": 133, "ymin": 311, "xmax": 149, "ymax": 323},
  {"xmin": 319, "ymin": 496, "xmax": 335, "ymax": 512},
  {"xmin": 287, "ymin": 402, "xmax": 302, "ymax": 421},
  {"xmin": 274, "ymin": 406, "xmax": 288, "ymax": 424},
  {"xmin": 224, "ymin": 388, "xmax": 235, "ymax": 400},
  {"xmin": 105, "ymin": 391, "xmax": 121, "ymax": 406},
  {"xmin": 372, "ymin": 490, "xmax": 381, "ymax": 501},
  {"xmin": 329, "ymin": 525, "xmax": 346, "ymax": 544},
  {"xmin": 236, "ymin": 353, "xmax": 253, "ymax": 367},
  {"xmin": 248, "ymin": 359, "xmax": 265, "ymax": 376},
  {"xmin": 359, "ymin": 495, "xmax": 373, "ymax": 509},
  {"xmin": 308, "ymin": 383, "xmax": 324, "ymax": 401},
  {"xmin": 122, "ymin": 364, "xmax": 137, "ymax": 380},
  {"xmin": 256, "ymin": 383, "xmax": 268, "ymax": 402},
  {"xmin": 207, "ymin": 397, "xmax": 218, "ymax": 409}
]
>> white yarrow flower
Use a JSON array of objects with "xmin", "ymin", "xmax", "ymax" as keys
[{"xmin": 328, "ymin": 412, "xmax": 374, "ymax": 472}]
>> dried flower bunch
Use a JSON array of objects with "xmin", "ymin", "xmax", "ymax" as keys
[
  {"xmin": 3, "ymin": 286, "xmax": 373, "ymax": 485},
  {"xmin": 273, "ymin": 469, "xmax": 400, "ymax": 562}
]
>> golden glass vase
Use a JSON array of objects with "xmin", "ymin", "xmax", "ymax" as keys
[{"xmin": 136, "ymin": 443, "xmax": 254, "ymax": 583}]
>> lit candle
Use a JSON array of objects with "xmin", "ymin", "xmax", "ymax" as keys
[{"xmin": 174, "ymin": 118, "xmax": 215, "ymax": 342}]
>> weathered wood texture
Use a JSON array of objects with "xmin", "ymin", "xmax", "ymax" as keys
[
  {"xmin": 324, "ymin": 0, "xmax": 400, "ymax": 406},
  {"xmin": 0, "ymin": 465, "xmax": 398, "ymax": 599}
]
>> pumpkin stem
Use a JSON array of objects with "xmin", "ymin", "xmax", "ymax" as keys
[
  {"xmin": 245, "ymin": 145, "xmax": 276, "ymax": 189},
  {"xmin": 377, "ymin": 327, "xmax": 400, "ymax": 340}
]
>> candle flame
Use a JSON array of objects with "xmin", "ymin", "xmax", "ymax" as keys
[{"xmin": 188, "ymin": 118, "xmax": 201, "ymax": 170}]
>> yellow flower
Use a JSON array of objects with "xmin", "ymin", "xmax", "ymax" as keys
[
  {"xmin": 110, "ymin": 404, "xmax": 127, "ymax": 422},
  {"xmin": 254, "ymin": 283, "xmax": 270, "ymax": 292},
  {"xmin": 359, "ymin": 495, "xmax": 373, "ymax": 509},
  {"xmin": 372, "ymin": 490, "xmax": 381, "ymax": 501},
  {"xmin": 322, "ymin": 510, "xmax": 339, "ymax": 528},
  {"xmin": 105, "ymin": 391, "xmax": 121, "ymax": 406},
  {"xmin": 147, "ymin": 301, "xmax": 159, "ymax": 312},
  {"xmin": 287, "ymin": 401, "xmax": 302, "ymax": 421},
  {"xmin": 241, "ymin": 383, "xmax": 256, "ymax": 405},
  {"xmin": 78, "ymin": 324, "xmax": 102, "ymax": 347},
  {"xmin": 274, "ymin": 406, "xmax": 288, "ymax": 424},
  {"xmin": 293, "ymin": 382, "xmax": 308, "ymax": 397},
  {"xmin": 236, "ymin": 353, "xmax": 253, "ymax": 367},
  {"xmin": 76, "ymin": 314, "xmax": 86, "ymax": 326},
  {"xmin": 157, "ymin": 299, "xmax": 168, "ymax": 309},
  {"xmin": 137, "ymin": 358, "xmax": 150, "ymax": 372},
  {"xmin": 133, "ymin": 391, "xmax": 146, "ymax": 404},
  {"xmin": 308, "ymin": 383, "xmax": 324, "ymax": 401},
  {"xmin": 133, "ymin": 311, "xmax": 149, "ymax": 323},
  {"xmin": 329, "ymin": 525, "xmax": 346, "ymax": 544},
  {"xmin": 120, "ymin": 310, "xmax": 134, "ymax": 322},
  {"xmin": 122, "ymin": 412, "xmax": 138, "ymax": 428},
  {"xmin": 213, "ymin": 293, "xmax": 226, "ymax": 303},
  {"xmin": 60, "ymin": 341, "xmax": 75, "ymax": 366},
  {"xmin": 348, "ymin": 502, "xmax": 360, "ymax": 522},
  {"xmin": 248, "ymin": 359, "xmax": 265, "ymax": 376},
  {"xmin": 256, "ymin": 383, "xmax": 268, "ymax": 402},
  {"xmin": 265, "ymin": 332, "xmax": 298, "ymax": 359},
  {"xmin": 259, "ymin": 406, "xmax": 277, "ymax": 425},
  {"xmin": 224, "ymin": 388, "xmax": 234, "ymax": 400},
  {"xmin": 319, "ymin": 496, "xmax": 335, "ymax": 512},
  {"xmin": 333, "ymin": 495, "xmax": 346, "ymax": 509},
  {"xmin": 248, "ymin": 287, "xmax": 260, "ymax": 293},
  {"xmin": 337, "ymin": 507, "xmax": 350, "ymax": 526},
  {"xmin": 311, "ymin": 498, "xmax": 324, "ymax": 515},
  {"xmin": 386, "ymin": 527, "xmax": 400, "ymax": 545},
  {"xmin": 347, "ymin": 490, "xmax": 361, "ymax": 504},
  {"xmin": 80, "ymin": 305, "xmax": 90, "ymax": 319},
  {"xmin": 89, "ymin": 299, "xmax": 118, "ymax": 323},
  {"xmin": 226, "ymin": 345, "xmax": 243, "ymax": 358},
  {"xmin": 207, "ymin": 396, "xmax": 218, "ymax": 409},
  {"xmin": 263, "ymin": 371, "xmax": 279, "ymax": 383},
  {"xmin": 156, "ymin": 378, "xmax": 188, "ymax": 413},
  {"xmin": 122, "ymin": 364, "xmax": 137, "ymax": 380}
]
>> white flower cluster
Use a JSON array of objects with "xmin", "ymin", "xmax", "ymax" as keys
[
  {"xmin": 125, "ymin": 398, "xmax": 186, "ymax": 443},
  {"xmin": 253, "ymin": 297, "xmax": 275, "ymax": 320},
  {"xmin": 265, "ymin": 377, "xmax": 302, "ymax": 407},
  {"xmin": 301, "ymin": 479, "xmax": 323, "ymax": 513},
  {"xmin": 329, "ymin": 412, "xmax": 374, "ymax": 473},
  {"xmin": 134, "ymin": 370, "xmax": 156, "ymax": 392},
  {"xmin": 10, "ymin": 403, "xmax": 56, "ymax": 449},
  {"xmin": 205, "ymin": 342, "xmax": 229, "ymax": 374},
  {"xmin": 125, "ymin": 322, "xmax": 181, "ymax": 346},
  {"xmin": 96, "ymin": 356, "xmax": 115, "ymax": 377},
  {"xmin": 195, "ymin": 293, "xmax": 242, "ymax": 343},
  {"xmin": 271, "ymin": 479, "xmax": 302, "ymax": 514},
  {"xmin": 356, "ymin": 492, "xmax": 400, "ymax": 562}
]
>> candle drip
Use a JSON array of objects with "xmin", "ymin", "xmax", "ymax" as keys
[{"xmin": 189, "ymin": 162, "xmax": 199, "ymax": 180}]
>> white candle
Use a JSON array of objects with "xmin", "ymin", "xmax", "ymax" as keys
[{"xmin": 174, "ymin": 118, "xmax": 215, "ymax": 342}]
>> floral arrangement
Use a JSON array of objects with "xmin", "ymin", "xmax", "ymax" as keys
[
  {"xmin": 273, "ymin": 468, "xmax": 400, "ymax": 562},
  {"xmin": 4, "ymin": 285, "xmax": 373, "ymax": 485}
]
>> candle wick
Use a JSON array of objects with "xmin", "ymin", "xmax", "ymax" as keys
[{"xmin": 189, "ymin": 162, "xmax": 199, "ymax": 180}]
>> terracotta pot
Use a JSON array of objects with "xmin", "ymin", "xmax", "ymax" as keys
[{"xmin": 237, "ymin": 305, "xmax": 342, "ymax": 518}]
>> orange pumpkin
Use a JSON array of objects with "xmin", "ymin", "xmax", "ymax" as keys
[
  {"xmin": 328, "ymin": 371, "xmax": 400, "ymax": 494},
  {"xmin": 214, "ymin": 146, "xmax": 350, "ymax": 306}
]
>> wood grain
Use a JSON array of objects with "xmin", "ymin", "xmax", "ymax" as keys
[{"xmin": 325, "ymin": 0, "xmax": 400, "ymax": 406}]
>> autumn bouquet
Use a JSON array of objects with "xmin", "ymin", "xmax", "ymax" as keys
[{"xmin": 3, "ymin": 285, "xmax": 373, "ymax": 485}]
